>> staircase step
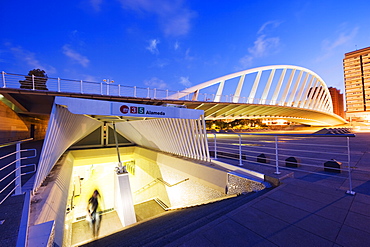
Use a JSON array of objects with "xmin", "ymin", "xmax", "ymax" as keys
[{"xmin": 83, "ymin": 188, "xmax": 272, "ymax": 247}]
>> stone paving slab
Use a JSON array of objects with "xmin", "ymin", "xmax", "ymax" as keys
[
  {"xmin": 267, "ymin": 224, "xmax": 333, "ymax": 247},
  {"xmin": 228, "ymin": 208, "xmax": 290, "ymax": 238},
  {"xmin": 0, "ymin": 194, "xmax": 25, "ymax": 247},
  {"xmin": 335, "ymin": 225, "xmax": 370, "ymax": 247}
]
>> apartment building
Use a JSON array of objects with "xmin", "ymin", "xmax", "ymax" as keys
[
  {"xmin": 328, "ymin": 87, "xmax": 344, "ymax": 118},
  {"xmin": 343, "ymin": 46, "xmax": 370, "ymax": 120}
]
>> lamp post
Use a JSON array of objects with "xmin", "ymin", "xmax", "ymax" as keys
[{"xmin": 103, "ymin": 79, "xmax": 114, "ymax": 95}]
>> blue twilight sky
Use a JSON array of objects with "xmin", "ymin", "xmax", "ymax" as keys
[{"xmin": 1, "ymin": 0, "xmax": 370, "ymax": 94}]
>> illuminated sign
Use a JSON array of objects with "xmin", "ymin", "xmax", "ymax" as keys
[
  {"xmin": 55, "ymin": 97, "xmax": 203, "ymax": 119},
  {"xmin": 119, "ymin": 105, "xmax": 165, "ymax": 116}
]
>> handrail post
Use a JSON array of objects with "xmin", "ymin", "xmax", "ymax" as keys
[
  {"xmin": 214, "ymin": 134, "xmax": 217, "ymax": 159},
  {"xmin": 166, "ymin": 89, "xmax": 169, "ymax": 98},
  {"xmin": 32, "ymin": 75, "xmax": 35, "ymax": 90},
  {"xmin": 134, "ymin": 86, "xmax": 137, "ymax": 97},
  {"xmin": 100, "ymin": 82, "xmax": 103, "ymax": 95},
  {"xmin": 2, "ymin": 71, "xmax": 6, "ymax": 88},
  {"xmin": 57, "ymin": 77, "xmax": 61, "ymax": 92},
  {"xmin": 118, "ymin": 84, "xmax": 121, "ymax": 96},
  {"xmin": 15, "ymin": 142, "xmax": 22, "ymax": 195},
  {"xmin": 239, "ymin": 134, "xmax": 243, "ymax": 166},
  {"xmin": 346, "ymin": 136, "xmax": 355, "ymax": 195},
  {"xmin": 154, "ymin": 88, "xmax": 157, "ymax": 99},
  {"xmin": 147, "ymin": 87, "xmax": 150, "ymax": 98},
  {"xmin": 274, "ymin": 136, "xmax": 281, "ymax": 175},
  {"xmin": 80, "ymin": 80, "xmax": 83, "ymax": 94}
]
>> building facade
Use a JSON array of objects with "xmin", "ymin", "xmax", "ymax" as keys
[
  {"xmin": 343, "ymin": 46, "xmax": 370, "ymax": 120},
  {"xmin": 328, "ymin": 87, "xmax": 345, "ymax": 118}
]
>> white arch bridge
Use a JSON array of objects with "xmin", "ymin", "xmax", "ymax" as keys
[
  {"xmin": 0, "ymin": 65, "xmax": 345, "ymax": 126},
  {"xmin": 167, "ymin": 65, "xmax": 345, "ymax": 126}
]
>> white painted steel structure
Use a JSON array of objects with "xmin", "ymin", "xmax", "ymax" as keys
[
  {"xmin": 116, "ymin": 117, "xmax": 209, "ymax": 161},
  {"xmin": 33, "ymin": 97, "xmax": 209, "ymax": 192},
  {"xmin": 33, "ymin": 105, "xmax": 101, "ymax": 191},
  {"xmin": 168, "ymin": 65, "xmax": 334, "ymax": 114}
]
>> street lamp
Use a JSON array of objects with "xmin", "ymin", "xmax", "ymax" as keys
[{"xmin": 103, "ymin": 79, "xmax": 114, "ymax": 95}]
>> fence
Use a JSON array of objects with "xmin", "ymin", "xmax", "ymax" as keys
[
  {"xmin": 208, "ymin": 132, "xmax": 357, "ymax": 195},
  {"xmin": 1, "ymin": 71, "xmax": 292, "ymax": 105},
  {"xmin": 0, "ymin": 139, "xmax": 36, "ymax": 204}
]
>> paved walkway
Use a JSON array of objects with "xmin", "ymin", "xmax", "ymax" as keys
[
  {"xmin": 168, "ymin": 177, "xmax": 370, "ymax": 247},
  {"xmin": 3, "ymin": 133, "xmax": 370, "ymax": 246},
  {"xmin": 83, "ymin": 174, "xmax": 370, "ymax": 247}
]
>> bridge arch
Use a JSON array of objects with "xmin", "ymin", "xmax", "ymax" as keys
[{"xmin": 168, "ymin": 65, "xmax": 334, "ymax": 114}]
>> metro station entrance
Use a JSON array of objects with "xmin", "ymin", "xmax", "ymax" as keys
[
  {"xmin": 30, "ymin": 97, "xmax": 212, "ymax": 246},
  {"xmin": 62, "ymin": 145, "xmax": 227, "ymax": 246}
]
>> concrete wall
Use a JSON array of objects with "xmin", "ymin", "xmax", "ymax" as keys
[
  {"xmin": 0, "ymin": 101, "xmax": 49, "ymax": 143},
  {"xmin": 131, "ymin": 147, "xmax": 227, "ymax": 208},
  {"xmin": 0, "ymin": 100, "xmax": 28, "ymax": 142}
]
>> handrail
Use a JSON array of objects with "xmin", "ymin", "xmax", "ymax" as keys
[
  {"xmin": 0, "ymin": 138, "xmax": 33, "ymax": 148},
  {"xmin": 0, "ymin": 164, "xmax": 36, "ymax": 204},
  {"xmin": 209, "ymin": 132, "xmax": 357, "ymax": 195},
  {"xmin": 209, "ymin": 132, "xmax": 355, "ymax": 138},
  {"xmin": 0, "ymin": 139, "xmax": 37, "ymax": 204},
  {"xmin": 157, "ymin": 178, "xmax": 189, "ymax": 187},
  {"xmin": 0, "ymin": 149, "xmax": 36, "ymax": 173},
  {"xmin": 134, "ymin": 177, "xmax": 189, "ymax": 195}
]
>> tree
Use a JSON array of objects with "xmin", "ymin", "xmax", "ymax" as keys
[
  {"xmin": 29, "ymin": 69, "xmax": 47, "ymax": 77},
  {"xmin": 214, "ymin": 120, "xmax": 229, "ymax": 130},
  {"xmin": 19, "ymin": 69, "xmax": 48, "ymax": 90}
]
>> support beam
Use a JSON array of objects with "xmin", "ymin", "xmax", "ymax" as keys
[{"xmin": 233, "ymin": 75, "xmax": 245, "ymax": 103}]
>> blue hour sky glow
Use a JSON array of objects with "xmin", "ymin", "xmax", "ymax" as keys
[{"xmin": 1, "ymin": 0, "xmax": 370, "ymax": 94}]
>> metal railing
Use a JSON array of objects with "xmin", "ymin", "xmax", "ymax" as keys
[
  {"xmin": 0, "ymin": 138, "xmax": 37, "ymax": 204},
  {"xmin": 208, "ymin": 132, "xmax": 357, "ymax": 195},
  {"xmin": 1, "ymin": 71, "xmax": 307, "ymax": 107}
]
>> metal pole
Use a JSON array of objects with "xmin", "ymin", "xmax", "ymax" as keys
[
  {"xmin": 346, "ymin": 136, "xmax": 355, "ymax": 195},
  {"xmin": 112, "ymin": 122, "xmax": 126, "ymax": 174},
  {"xmin": 2, "ymin": 71, "xmax": 6, "ymax": 88},
  {"xmin": 239, "ymin": 134, "xmax": 243, "ymax": 166},
  {"xmin": 274, "ymin": 136, "xmax": 281, "ymax": 175},
  {"xmin": 15, "ymin": 142, "xmax": 22, "ymax": 195},
  {"xmin": 80, "ymin": 80, "xmax": 83, "ymax": 94},
  {"xmin": 214, "ymin": 133, "xmax": 217, "ymax": 159},
  {"xmin": 32, "ymin": 75, "xmax": 35, "ymax": 90},
  {"xmin": 57, "ymin": 77, "xmax": 61, "ymax": 92},
  {"xmin": 134, "ymin": 86, "xmax": 137, "ymax": 97}
]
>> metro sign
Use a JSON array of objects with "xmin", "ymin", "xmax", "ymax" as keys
[
  {"xmin": 120, "ymin": 105, "xmax": 129, "ymax": 114},
  {"xmin": 120, "ymin": 105, "xmax": 145, "ymax": 114}
]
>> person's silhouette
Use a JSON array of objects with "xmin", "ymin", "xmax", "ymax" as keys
[{"xmin": 87, "ymin": 190, "xmax": 101, "ymax": 238}]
